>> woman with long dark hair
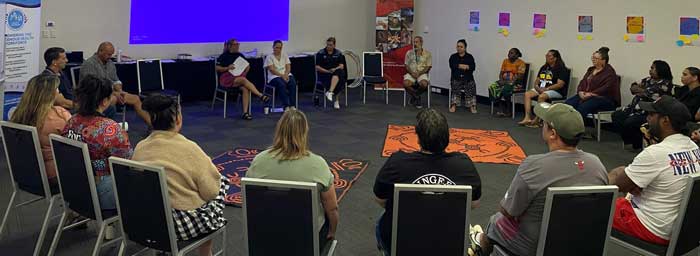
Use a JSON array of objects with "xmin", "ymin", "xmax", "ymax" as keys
[
  {"xmin": 518, "ymin": 49, "xmax": 570, "ymax": 126},
  {"xmin": 449, "ymin": 39, "xmax": 477, "ymax": 113}
]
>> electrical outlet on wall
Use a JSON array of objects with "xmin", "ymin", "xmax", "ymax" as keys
[
  {"xmin": 41, "ymin": 30, "xmax": 49, "ymax": 38},
  {"xmin": 49, "ymin": 30, "xmax": 56, "ymax": 38}
]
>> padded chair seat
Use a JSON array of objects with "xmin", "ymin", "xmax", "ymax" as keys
[
  {"xmin": 141, "ymin": 89, "xmax": 179, "ymax": 98},
  {"xmin": 363, "ymin": 76, "xmax": 386, "ymax": 84},
  {"xmin": 18, "ymin": 180, "xmax": 60, "ymax": 197},
  {"xmin": 611, "ymin": 229, "xmax": 668, "ymax": 255}
]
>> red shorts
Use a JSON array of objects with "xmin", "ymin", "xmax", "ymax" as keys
[
  {"xmin": 612, "ymin": 198, "xmax": 669, "ymax": 245},
  {"xmin": 219, "ymin": 72, "xmax": 244, "ymax": 88}
]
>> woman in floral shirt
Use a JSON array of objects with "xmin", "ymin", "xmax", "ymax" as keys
[
  {"xmin": 612, "ymin": 60, "xmax": 673, "ymax": 150},
  {"xmin": 62, "ymin": 74, "xmax": 132, "ymax": 210}
]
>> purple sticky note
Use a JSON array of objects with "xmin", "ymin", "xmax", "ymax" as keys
[
  {"xmin": 499, "ymin": 12, "xmax": 510, "ymax": 27},
  {"xmin": 533, "ymin": 14, "xmax": 546, "ymax": 29}
]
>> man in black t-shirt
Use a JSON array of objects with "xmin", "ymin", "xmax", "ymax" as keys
[
  {"xmin": 373, "ymin": 108, "xmax": 482, "ymax": 255},
  {"xmin": 215, "ymin": 38, "xmax": 269, "ymax": 120},
  {"xmin": 315, "ymin": 37, "xmax": 347, "ymax": 109}
]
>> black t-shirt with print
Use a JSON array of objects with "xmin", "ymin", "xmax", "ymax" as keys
[
  {"xmin": 537, "ymin": 65, "xmax": 570, "ymax": 97},
  {"xmin": 373, "ymin": 151, "xmax": 482, "ymax": 244},
  {"xmin": 216, "ymin": 51, "xmax": 246, "ymax": 78}
]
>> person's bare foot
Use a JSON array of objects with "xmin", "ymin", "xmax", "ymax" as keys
[
  {"xmin": 518, "ymin": 119, "xmax": 532, "ymax": 126},
  {"xmin": 449, "ymin": 104, "xmax": 456, "ymax": 113},
  {"xmin": 470, "ymin": 106, "xmax": 477, "ymax": 114}
]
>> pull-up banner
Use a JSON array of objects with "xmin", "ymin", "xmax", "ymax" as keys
[
  {"xmin": 375, "ymin": 0, "xmax": 414, "ymax": 89},
  {"xmin": 2, "ymin": 0, "xmax": 41, "ymax": 120}
]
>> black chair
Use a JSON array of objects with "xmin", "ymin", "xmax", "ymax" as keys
[
  {"xmin": 47, "ymin": 134, "xmax": 122, "ymax": 256},
  {"xmin": 0, "ymin": 121, "xmax": 61, "ymax": 256},
  {"xmin": 108, "ymin": 157, "xmax": 226, "ymax": 256},
  {"xmin": 136, "ymin": 59, "xmax": 180, "ymax": 102},
  {"xmin": 362, "ymin": 52, "xmax": 389, "ymax": 105},
  {"xmin": 210, "ymin": 59, "xmax": 250, "ymax": 118},
  {"xmin": 611, "ymin": 173, "xmax": 700, "ymax": 256},
  {"xmin": 489, "ymin": 63, "xmax": 530, "ymax": 117},
  {"xmin": 263, "ymin": 55, "xmax": 299, "ymax": 111},
  {"xmin": 242, "ymin": 177, "xmax": 337, "ymax": 256},
  {"xmin": 391, "ymin": 184, "xmax": 472, "ymax": 256},
  {"xmin": 314, "ymin": 51, "xmax": 349, "ymax": 109},
  {"xmin": 493, "ymin": 185, "xmax": 617, "ymax": 256}
]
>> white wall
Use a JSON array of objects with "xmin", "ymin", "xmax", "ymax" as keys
[
  {"xmin": 415, "ymin": 0, "xmax": 699, "ymax": 105},
  {"xmin": 40, "ymin": 0, "xmax": 375, "ymax": 61}
]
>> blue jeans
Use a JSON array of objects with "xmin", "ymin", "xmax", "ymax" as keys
[
  {"xmin": 564, "ymin": 95, "xmax": 617, "ymax": 124},
  {"xmin": 96, "ymin": 175, "xmax": 116, "ymax": 210},
  {"xmin": 376, "ymin": 214, "xmax": 390, "ymax": 256},
  {"xmin": 270, "ymin": 76, "xmax": 297, "ymax": 108}
]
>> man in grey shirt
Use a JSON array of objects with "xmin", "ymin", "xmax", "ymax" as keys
[
  {"xmin": 468, "ymin": 103, "xmax": 609, "ymax": 256},
  {"xmin": 80, "ymin": 42, "xmax": 150, "ymax": 125}
]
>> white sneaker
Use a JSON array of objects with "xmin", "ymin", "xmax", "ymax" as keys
[
  {"xmin": 325, "ymin": 92, "xmax": 334, "ymax": 102},
  {"xmin": 333, "ymin": 101, "xmax": 340, "ymax": 109}
]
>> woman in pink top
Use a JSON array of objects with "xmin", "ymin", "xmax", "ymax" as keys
[{"xmin": 10, "ymin": 74, "xmax": 71, "ymax": 185}]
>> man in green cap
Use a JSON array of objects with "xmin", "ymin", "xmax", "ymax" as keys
[{"xmin": 468, "ymin": 103, "xmax": 609, "ymax": 256}]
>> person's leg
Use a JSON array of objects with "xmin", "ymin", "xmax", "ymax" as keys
[
  {"xmin": 537, "ymin": 92, "xmax": 551, "ymax": 103},
  {"xmin": 198, "ymin": 240, "xmax": 213, "ymax": 256},
  {"xmin": 123, "ymin": 93, "xmax": 151, "ymax": 126},
  {"xmin": 288, "ymin": 76, "xmax": 297, "ymax": 108},
  {"xmin": 403, "ymin": 74, "xmax": 417, "ymax": 98},
  {"xmin": 449, "ymin": 80, "xmax": 463, "ymax": 112},
  {"xmin": 564, "ymin": 95, "xmax": 582, "ymax": 109},
  {"xmin": 417, "ymin": 79, "xmax": 429, "ymax": 96},
  {"xmin": 519, "ymin": 90, "xmax": 539, "ymax": 124},
  {"xmin": 234, "ymin": 77, "xmax": 264, "ymax": 98},
  {"xmin": 96, "ymin": 175, "xmax": 116, "ymax": 210},
  {"xmin": 612, "ymin": 198, "xmax": 669, "ymax": 245},
  {"xmin": 612, "ymin": 110, "xmax": 628, "ymax": 137},
  {"xmin": 624, "ymin": 114, "xmax": 647, "ymax": 149},
  {"xmin": 270, "ymin": 77, "xmax": 291, "ymax": 108},
  {"xmin": 375, "ymin": 215, "xmax": 390, "ymax": 256},
  {"xmin": 576, "ymin": 96, "xmax": 616, "ymax": 120},
  {"xmin": 241, "ymin": 87, "xmax": 251, "ymax": 115}
]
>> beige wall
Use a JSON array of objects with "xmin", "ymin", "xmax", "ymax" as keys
[
  {"xmin": 415, "ymin": 0, "xmax": 699, "ymax": 105},
  {"xmin": 40, "ymin": 0, "xmax": 375, "ymax": 60}
]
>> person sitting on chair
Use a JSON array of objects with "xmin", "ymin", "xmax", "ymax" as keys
[
  {"xmin": 10, "ymin": 74, "xmax": 71, "ymax": 191},
  {"xmin": 564, "ymin": 47, "xmax": 620, "ymax": 126},
  {"xmin": 246, "ymin": 109, "xmax": 339, "ymax": 248},
  {"xmin": 608, "ymin": 95, "xmax": 698, "ymax": 246},
  {"xmin": 373, "ymin": 108, "xmax": 482, "ymax": 256},
  {"xmin": 469, "ymin": 103, "xmax": 608, "ymax": 256},
  {"xmin": 80, "ymin": 42, "xmax": 150, "ymax": 125},
  {"xmin": 489, "ymin": 48, "xmax": 526, "ymax": 117},
  {"xmin": 216, "ymin": 38, "xmax": 270, "ymax": 120},
  {"xmin": 518, "ymin": 49, "xmax": 569, "ymax": 127},
  {"xmin": 612, "ymin": 60, "xmax": 673, "ymax": 151},
  {"xmin": 676, "ymin": 67, "xmax": 700, "ymax": 120},
  {"xmin": 62, "ymin": 75, "xmax": 132, "ymax": 211},
  {"xmin": 265, "ymin": 40, "xmax": 297, "ymax": 111},
  {"xmin": 132, "ymin": 95, "xmax": 227, "ymax": 256},
  {"xmin": 403, "ymin": 36, "xmax": 432, "ymax": 108},
  {"xmin": 42, "ymin": 47, "xmax": 74, "ymax": 110},
  {"xmin": 448, "ymin": 39, "xmax": 477, "ymax": 113},
  {"xmin": 316, "ymin": 37, "xmax": 347, "ymax": 109}
]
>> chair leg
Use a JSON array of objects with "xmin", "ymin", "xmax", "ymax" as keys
[
  {"xmin": 91, "ymin": 221, "xmax": 108, "ymax": 256},
  {"xmin": 33, "ymin": 196, "xmax": 58, "ymax": 256},
  {"xmin": 47, "ymin": 211, "xmax": 68, "ymax": 256},
  {"xmin": 0, "ymin": 190, "xmax": 17, "ymax": 238},
  {"xmin": 363, "ymin": 81, "xmax": 367, "ymax": 104},
  {"xmin": 345, "ymin": 84, "xmax": 348, "ymax": 107},
  {"xmin": 220, "ymin": 228, "xmax": 227, "ymax": 256},
  {"xmin": 223, "ymin": 92, "xmax": 227, "ymax": 118},
  {"xmin": 211, "ymin": 91, "xmax": 217, "ymax": 109},
  {"xmin": 385, "ymin": 82, "xmax": 389, "ymax": 105},
  {"xmin": 490, "ymin": 100, "xmax": 494, "ymax": 115},
  {"xmin": 511, "ymin": 94, "xmax": 516, "ymax": 120},
  {"xmin": 448, "ymin": 89, "xmax": 451, "ymax": 108},
  {"xmin": 403, "ymin": 89, "xmax": 406, "ymax": 107},
  {"xmin": 117, "ymin": 241, "xmax": 127, "ymax": 256},
  {"xmin": 427, "ymin": 84, "xmax": 431, "ymax": 108},
  {"xmin": 597, "ymin": 118, "xmax": 602, "ymax": 142}
]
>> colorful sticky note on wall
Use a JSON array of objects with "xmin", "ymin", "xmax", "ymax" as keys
[
  {"xmin": 533, "ymin": 13, "xmax": 547, "ymax": 29},
  {"xmin": 577, "ymin": 35, "xmax": 584, "ymax": 40},
  {"xmin": 623, "ymin": 34, "xmax": 630, "ymax": 41},
  {"xmin": 677, "ymin": 40, "xmax": 686, "ymax": 47},
  {"xmin": 626, "ymin": 16, "xmax": 645, "ymax": 34},
  {"xmin": 693, "ymin": 34, "xmax": 700, "ymax": 40},
  {"xmin": 499, "ymin": 12, "xmax": 511, "ymax": 27},
  {"xmin": 680, "ymin": 17, "xmax": 700, "ymax": 36},
  {"xmin": 636, "ymin": 35, "xmax": 645, "ymax": 42},
  {"xmin": 585, "ymin": 35, "xmax": 593, "ymax": 40}
]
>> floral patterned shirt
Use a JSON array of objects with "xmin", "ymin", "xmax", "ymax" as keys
[{"xmin": 62, "ymin": 114, "xmax": 132, "ymax": 176}]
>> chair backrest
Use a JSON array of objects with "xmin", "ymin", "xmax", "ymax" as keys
[
  {"xmin": 563, "ymin": 67, "xmax": 574, "ymax": 98},
  {"xmin": 242, "ymin": 177, "xmax": 321, "ymax": 256},
  {"xmin": 70, "ymin": 66, "xmax": 81, "ymax": 89},
  {"xmin": 536, "ymin": 185, "xmax": 617, "ymax": 256},
  {"xmin": 392, "ymin": 184, "xmax": 472, "ymax": 256},
  {"xmin": 136, "ymin": 59, "xmax": 165, "ymax": 93},
  {"xmin": 109, "ymin": 157, "xmax": 178, "ymax": 253},
  {"xmin": 667, "ymin": 172, "xmax": 700, "ymax": 256},
  {"xmin": 522, "ymin": 63, "xmax": 531, "ymax": 87},
  {"xmin": 363, "ymin": 52, "xmax": 383, "ymax": 77},
  {"xmin": 49, "ymin": 134, "xmax": 102, "ymax": 221},
  {"xmin": 0, "ymin": 121, "xmax": 51, "ymax": 197}
]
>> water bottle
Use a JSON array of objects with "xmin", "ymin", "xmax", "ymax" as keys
[{"xmin": 117, "ymin": 48, "xmax": 123, "ymax": 62}]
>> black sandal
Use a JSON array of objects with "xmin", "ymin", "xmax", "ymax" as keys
[
  {"xmin": 241, "ymin": 112, "xmax": 253, "ymax": 120},
  {"xmin": 260, "ymin": 95, "xmax": 270, "ymax": 103}
]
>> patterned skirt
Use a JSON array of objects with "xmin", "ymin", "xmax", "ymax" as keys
[{"xmin": 171, "ymin": 176, "xmax": 229, "ymax": 241}]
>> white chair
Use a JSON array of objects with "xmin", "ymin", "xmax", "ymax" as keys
[
  {"xmin": 390, "ymin": 184, "xmax": 472, "ymax": 256},
  {"xmin": 493, "ymin": 185, "xmax": 618, "ymax": 256},
  {"xmin": 242, "ymin": 177, "xmax": 337, "ymax": 256}
]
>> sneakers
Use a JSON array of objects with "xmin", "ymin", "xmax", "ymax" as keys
[
  {"xmin": 415, "ymin": 96, "xmax": 423, "ymax": 109},
  {"xmin": 325, "ymin": 91, "xmax": 334, "ymax": 102},
  {"xmin": 333, "ymin": 101, "xmax": 340, "ymax": 109},
  {"xmin": 468, "ymin": 225, "xmax": 484, "ymax": 256}
]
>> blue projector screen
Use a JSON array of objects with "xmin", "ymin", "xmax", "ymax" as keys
[{"xmin": 130, "ymin": 0, "xmax": 290, "ymax": 44}]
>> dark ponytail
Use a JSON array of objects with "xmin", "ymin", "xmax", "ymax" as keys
[
  {"xmin": 75, "ymin": 74, "xmax": 113, "ymax": 116},
  {"xmin": 142, "ymin": 94, "xmax": 180, "ymax": 131}
]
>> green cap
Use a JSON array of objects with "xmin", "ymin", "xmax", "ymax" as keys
[{"xmin": 534, "ymin": 103, "xmax": 585, "ymax": 140}]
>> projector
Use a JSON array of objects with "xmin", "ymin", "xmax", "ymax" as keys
[{"xmin": 176, "ymin": 53, "xmax": 192, "ymax": 62}]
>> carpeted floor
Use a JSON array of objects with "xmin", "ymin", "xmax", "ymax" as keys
[{"xmin": 0, "ymin": 87, "xmax": 687, "ymax": 255}]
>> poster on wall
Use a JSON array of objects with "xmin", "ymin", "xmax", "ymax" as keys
[
  {"xmin": 3, "ymin": 0, "xmax": 41, "ymax": 120},
  {"xmin": 376, "ymin": 0, "xmax": 414, "ymax": 89},
  {"xmin": 677, "ymin": 17, "xmax": 700, "ymax": 47},
  {"xmin": 624, "ymin": 16, "xmax": 645, "ymax": 43},
  {"xmin": 498, "ymin": 12, "xmax": 510, "ymax": 37},
  {"xmin": 469, "ymin": 10, "xmax": 480, "ymax": 31},
  {"xmin": 577, "ymin": 15, "xmax": 594, "ymax": 41},
  {"xmin": 532, "ymin": 13, "xmax": 547, "ymax": 38}
]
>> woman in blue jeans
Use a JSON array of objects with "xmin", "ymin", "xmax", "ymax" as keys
[
  {"xmin": 265, "ymin": 40, "xmax": 297, "ymax": 110},
  {"xmin": 565, "ymin": 47, "xmax": 620, "ymax": 124}
]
